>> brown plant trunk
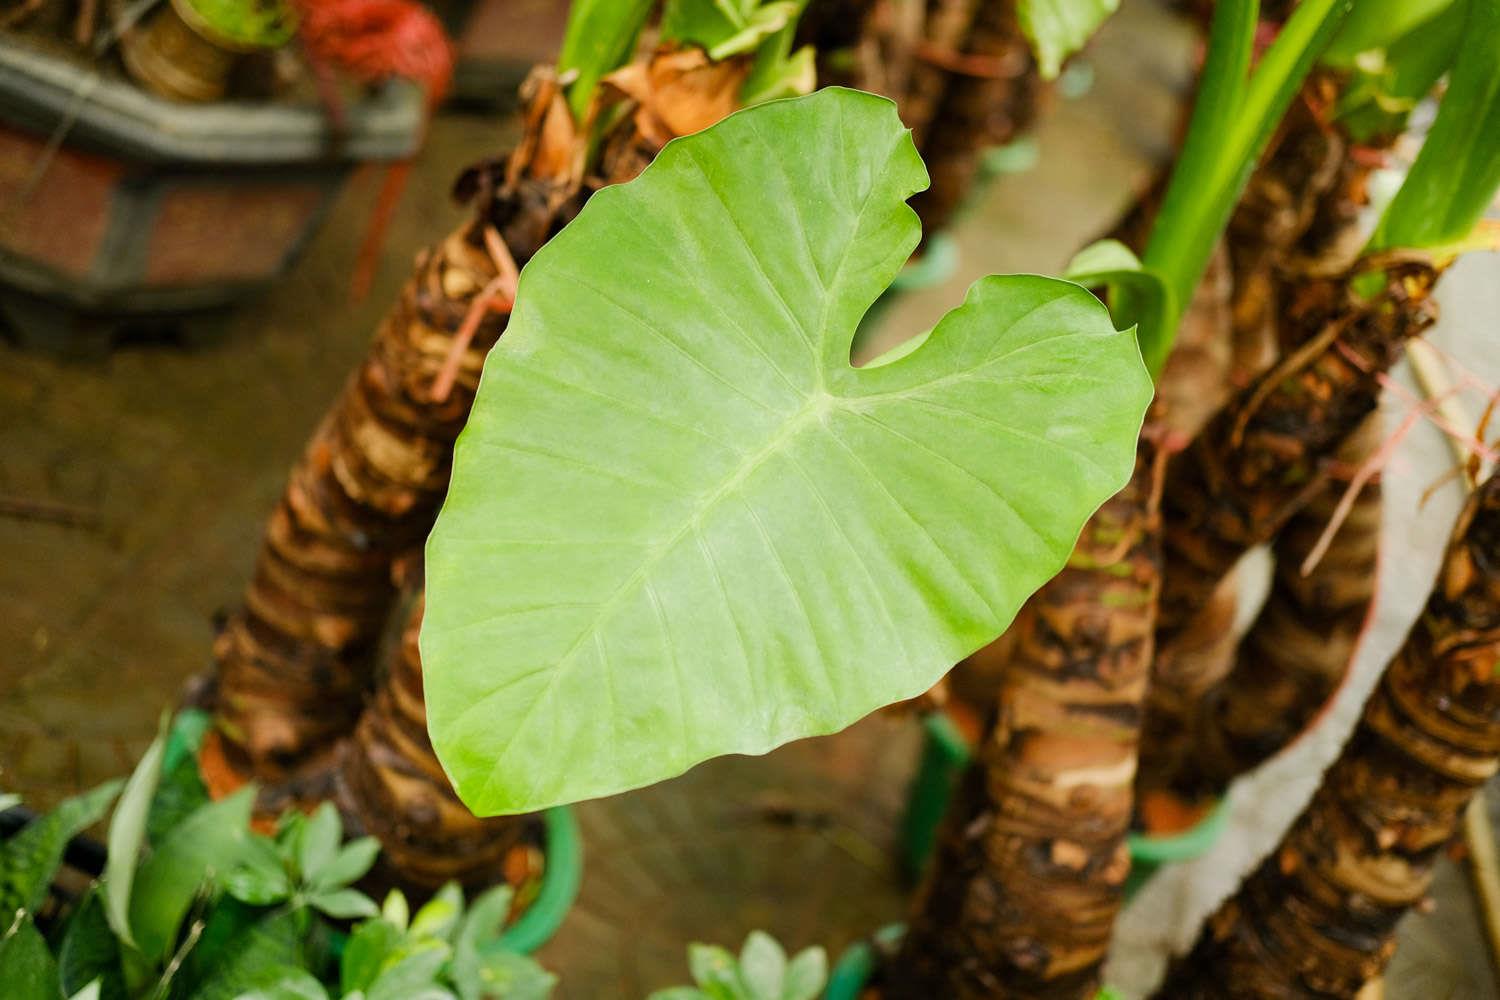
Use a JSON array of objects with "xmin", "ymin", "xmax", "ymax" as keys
[
  {"xmin": 1154, "ymin": 254, "xmax": 1439, "ymax": 654},
  {"xmin": 202, "ymin": 52, "xmax": 746, "ymax": 808},
  {"xmin": 201, "ymin": 213, "xmax": 550, "ymax": 795},
  {"xmin": 1145, "ymin": 415, "xmax": 1383, "ymax": 806},
  {"xmin": 886, "ymin": 440, "xmax": 1166, "ymax": 1000},
  {"xmin": 322, "ymin": 51, "xmax": 757, "ymax": 881},
  {"xmin": 334, "ymin": 588, "xmax": 541, "ymax": 895},
  {"xmin": 906, "ymin": 0, "xmax": 1039, "ymax": 239},
  {"xmin": 1155, "ymin": 469, "xmax": 1500, "ymax": 999}
]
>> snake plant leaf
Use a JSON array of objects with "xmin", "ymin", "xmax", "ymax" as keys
[
  {"xmin": 423, "ymin": 88, "xmax": 1151, "ymax": 815},
  {"xmin": 1019, "ymin": 0, "xmax": 1121, "ymax": 79}
]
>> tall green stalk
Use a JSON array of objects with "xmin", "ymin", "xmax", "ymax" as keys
[{"xmin": 1137, "ymin": 0, "xmax": 1351, "ymax": 376}]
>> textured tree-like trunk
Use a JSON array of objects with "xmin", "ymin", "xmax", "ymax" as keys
[
  {"xmin": 906, "ymin": 0, "xmax": 1039, "ymax": 239},
  {"xmin": 334, "ymin": 589, "xmax": 540, "ymax": 895},
  {"xmin": 1155, "ymin": 469, "xmax": 1500, "ymax": 999},
  {"xmin": 1154, "ymin": 256, "xmax": 1439, "ymax": 651},
  {"xmin": 203, "ymin": 52, "xmax": 750, "ymax": 803},
  {"xmin": 1145, "ymin": 416, "xmax": 1383, "ymax": 806},
  {"xmin": 886, "ymin": 441, "xmax": 1165, "ymax": 1000},
  {"xmin": 201, "ymin": 214, "xmax": 555, "ymax": 795}
]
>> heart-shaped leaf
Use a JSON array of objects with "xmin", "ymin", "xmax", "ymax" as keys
[{"xmin": 423, "ymin": 88, "xmax": 1151, "ymax": 815}]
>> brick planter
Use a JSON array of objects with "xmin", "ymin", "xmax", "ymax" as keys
[{"xmin": 0, "ymin": 39, "xmax": 424, "ymax": 350}]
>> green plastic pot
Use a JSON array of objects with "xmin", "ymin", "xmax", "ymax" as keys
[
  {"xmin": 824, "ymin": 924, "xmax": 1123, "ymax": 1000},
  {"xmin": 166, "ymin": 709, "xmax": 581, "ymax": 954},
  {"xmin": 899, "ymin": 711, "xmax": 1229, "ymax": 894}
]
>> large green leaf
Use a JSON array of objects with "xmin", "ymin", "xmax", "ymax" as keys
[
  {"xmin": 422, "ymin": 89, "xmax": 1151, "ymax": 815},
  {"xmin": 1018, "ymin": 0, "xmax": 1121, "ymax": 79},
  {"xmin": 0, "ymin": 780, "xmax": 121, "ymax": 918}
]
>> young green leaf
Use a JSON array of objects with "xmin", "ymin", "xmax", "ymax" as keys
[
  {"xmin": 309, "ymin": 836, "xmax": 381, "ymax": 893},
  {"xmin": 342, "ymin": 917, "xmax": 403, "ymax": 995},
  {"xmin": 1369, "ymin": 0, "xmax": 1500, "ymax": 252},
  {"xmin": 409, "ymin": 881, "xmax": 465, "ymax": 941},
  {"xmin": 68, "ymin": 981, "xmax": 103, "ymax": 1000},
  {"xmin": 308, "ymin": 888, "xmax": 381, "ymax": 921},
  {"xmin": 0, "ymin": 911, "xmax": 61, "ymax": 999},
  {"xmin": 0, "ymin": 779, "xmax": 120, "ymax": 919},
  {"xmin": 780, "ymin": 946, "xmax": 826, "ymax": 1000},
  {"xmin": 1063, "ymin": 240, "xmax": 1169, "ymax": 373},
  {"xmin": 423, "ymin": 89, "xmax": 1151, "ymax": 815},
  {"xmin": 0, "ymin": 793, "xmax": 19, "ymax": 812},
  {"xmin": 297, "ymin": 802, "xmax": 342, "ymax": 881},
  {"xmin": 127, "ymin": 786, "xmax": 255, "ymax": 962},
  {"xmin": 231, "ymin": 968, "xmax": 331, "ymax": 1000},
  {"xmin": 1019, "ymin": 0, "xmax": 1121, "ymax": 79},
  {"xmin": 738, "ymin": 931, "xmax": 786, "ymax": 999},
  {"xmin": 222, "ymin": 836, "xmax": 293, "ymax": 906},
  {"xmin": 451, "ymin": 885, "xmax": 515, "ymax": 1000},
  {"xmin": 104, "ymin": 719, "xmax": 169, "ymax": 947}
]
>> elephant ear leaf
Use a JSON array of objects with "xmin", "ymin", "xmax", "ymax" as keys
[{"xmin": 423, "ymin": 88, "xmax": 1151, "ymax": 815}]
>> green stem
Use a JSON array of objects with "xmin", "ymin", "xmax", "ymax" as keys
[
  {"xmin": 557, "ymin": 0, "xmax": 658, "ymax": 122},
  {"xmin": 1140, "ymin": 0, "xmax": 1351, "ymax": 377}
]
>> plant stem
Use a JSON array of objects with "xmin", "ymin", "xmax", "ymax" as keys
[{"xmin": 1141, "ymin": 0, "xmax": 1350, "ymax": 377}]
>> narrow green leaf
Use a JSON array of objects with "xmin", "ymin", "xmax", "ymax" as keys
[
  {"xmin": 1018, "ymin": 0, "xmax": 1121, "ymax": 79},
  {"xmin": 0, "ymin": 911, "xmax": 61, "ymax": 999},
  {"xmin": 127, "ymin": 786, "xmax": 255, "ymax": 962},
  {"xmin": 57, "ymin": 890, "xmax": 126, "ymax": 1000},
  {"xmin": 1335, "ymin": 0, "xmax": 1464, "ymax": 141},
  {"xmin": 1323, "ymin": 0, "xmax": 1455, "ymax": 65},
  {"xmin": 381, "ymin": 890, "xmax": 410, "ymax": 932},
  {"xmin": 557, "ymin": 0, "xmax": 657, "ymax": 122},
  {"xmin": 104, "ymin": 719, "xmax": 170, "ymax": 947},
  {"xmin": 1369, "ymin": 0, "xmax": 1500, "ymax": 252},
  {"xmin": 0, "ymin": 780, "xmax": 121, "ymax": 919},
  {"xmin": 423, "ymin": 89, "xmax": 1151, "ymax": 815}
]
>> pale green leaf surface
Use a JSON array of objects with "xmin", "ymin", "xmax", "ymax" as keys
[
  {"xmin": 423, "ymin": 89, "xmax": 1151, "ymax": 815},
  {"xmin": 1019, "ymin": 0, "xmax": 1121, "ymax": 79},
  {"xmin": 104, "ymin": 721, "xmax": 168, "ymax": 946}
]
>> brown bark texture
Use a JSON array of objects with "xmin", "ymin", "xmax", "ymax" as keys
[
  {"xmin": 334, "ymin": 589, "xmax": 542, "ymax": 895},
  {"xmin": 1154, "ymin": 255, "xmax": 1439, "ymax": 651},
  {"xmin": 1156, "ymin": 469, "xmax": 1500, "ymax": 999},
  {"xmin": 203, "ymin": 51, "xmax": 744, "ymax": 802},
  {"xmin": 886, "ymin": 442, "xmax": 1165, "ymax": 1000},
  {"xmin": 1145, "ymin": 415, "xmax": 1383, "ymax": 806}
]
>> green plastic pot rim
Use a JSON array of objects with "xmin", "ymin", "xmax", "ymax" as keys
[
  {"xmin": 1126, "ymin": 795, "xmax": 1231, "ymax": 864},
  {"xmin": 167, "ymin": 708, "xmax": 579, "ymax": 954},
  {"xmin": 825, "ymin": 924, "xmax": 1121, "ymax": 1000}
]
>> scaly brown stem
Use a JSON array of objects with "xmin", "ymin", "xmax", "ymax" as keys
[
  {"xmin": 887, "ymin": 440, "xmax": 1165, "ymax": 1000},
  {"xmin": 1156, "ymin": 469, "xmax": 1500, "ymax": 998}
]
